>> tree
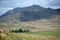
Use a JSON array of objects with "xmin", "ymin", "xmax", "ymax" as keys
[
  {"xmin": 24, "ymin": 30, "xmax": 30, "ymax": 32},
  {"xmin": 19, "ymin": 29, "xmax": 23, "ymax": 32}
]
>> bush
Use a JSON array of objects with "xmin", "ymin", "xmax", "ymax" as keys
[
  {"xmin": 9, "ymin": 29, "xmax": 30, "ymax": 33},
  {"xmin": 18, "ymin": 29, "xmax": 23, "ymax": 32},
  {"xmin": 24, "ymin": 30, "xmax": 30, "ymax": 32}
]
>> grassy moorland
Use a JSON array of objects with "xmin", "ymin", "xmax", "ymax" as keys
[
  {"xmin": 0, "ymin": 20, "xmax": 60, "ymax": 40},
  {"xmin": 24, "ymin": 31, "xmax": 60, "ymax": 36},
  {"xmin": 0, "ymin": 31, "xmax": 60, "ymax": 40}
]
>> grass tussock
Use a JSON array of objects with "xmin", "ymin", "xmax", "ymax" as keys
[
  {"xmin": 15, "ymin": 33, "xmax": 60, "ymax": 40},
  {"xmin": 0, "ymin": 31, "xmax": 60, "ymax": 40}
]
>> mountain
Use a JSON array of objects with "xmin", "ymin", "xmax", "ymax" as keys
[
  {"xmin": 0, "ymin": 5, "xmax": 60, "ymax": 31},
  {"xmin": 0, "ymin": 5, "xmax": 60, "ymax": 22}
]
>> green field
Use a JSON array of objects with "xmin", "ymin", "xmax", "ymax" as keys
[
  {"xmin": 24, "ymin": 31, "xmax": 60, "ymax": 36},
  {"xmin": 0, "ymin": 31, "xmax": 60, "ymax": 40}
]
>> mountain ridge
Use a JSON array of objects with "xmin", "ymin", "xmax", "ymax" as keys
[
  {"xmin": 0, "ymin": 5, "xmax": 60, "ymax": 31},
  {"xmin": 0, "ymin": 5, "xmax": 60, "ymax": 22}
]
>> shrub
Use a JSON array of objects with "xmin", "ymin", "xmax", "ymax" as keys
[
  {"xmin": 24, "ymin": 30, "xmax": 30, "ymax": 32},
  {"xmin": 9, "ymin": 29, "xmax": 30, "ymax": 33},
  {"xmin": 18, "ymin": 29, "xmax": 23, "ymax": 32}
]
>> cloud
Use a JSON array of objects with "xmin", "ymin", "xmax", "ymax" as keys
[
  {"xmin": 37, "ymin": 0, "xmax": 48, "ymax": 7},
  {"xmin": 0, "ymin": 8, "xmax": 13, "ymax": 15},
  {"xmin": 0, "ymin": 0, "xmax": 14, "ymax": 7},
  {"xmin": 47, "ymin": 0, "xmax": 60, "ymax": 7},
  {"xmin": 0, "ymin": 0, "xmax": 48, "ymax": 8},
  {"xmin": 0, "ymin": 0, "xmax": 60, "ymax": 8},
  {"xmin": 0, "ymin": 0, "xmax": 60, "ymax": 15},
  {"xmin": 0, "ymin": 0, "xmax": 40, "ymax": 8}
]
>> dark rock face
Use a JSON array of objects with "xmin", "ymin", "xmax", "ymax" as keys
[{"xmin": 0, "ymin": 5, "xmax": 60, "ymax": 22}]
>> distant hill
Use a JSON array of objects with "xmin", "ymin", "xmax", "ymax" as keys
[
  {"xmin": 0, "ymin": 5, "xmax": 60, "ymax": 31},
  {"xmin": 0, "ymin": 5, "xmax": 60, "ymax": 22}
]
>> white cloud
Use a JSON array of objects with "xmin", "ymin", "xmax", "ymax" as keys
[
  {"xmin": 0, "ymin": 8, "xmax": 13, "ymax": 15},
  {"xmin": 0, "ymin": 0, "xmax": 60, "ymax": 15},
  {"xmin": 47, "ymin": 0, "xmax": 60, "ymax": 6}
]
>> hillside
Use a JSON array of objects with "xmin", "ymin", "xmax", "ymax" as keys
[
  {"xmin": 0, "ymin": 5, "xmax": 60, "ymax": 31},
  {"xmin": 0, "ymin": 5, "xmax": 59, "ymax": 22}
]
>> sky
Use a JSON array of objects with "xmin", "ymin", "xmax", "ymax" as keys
[{"xmin": 0, "ymin": 0, "xmax": 60, "ymax": 15}]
